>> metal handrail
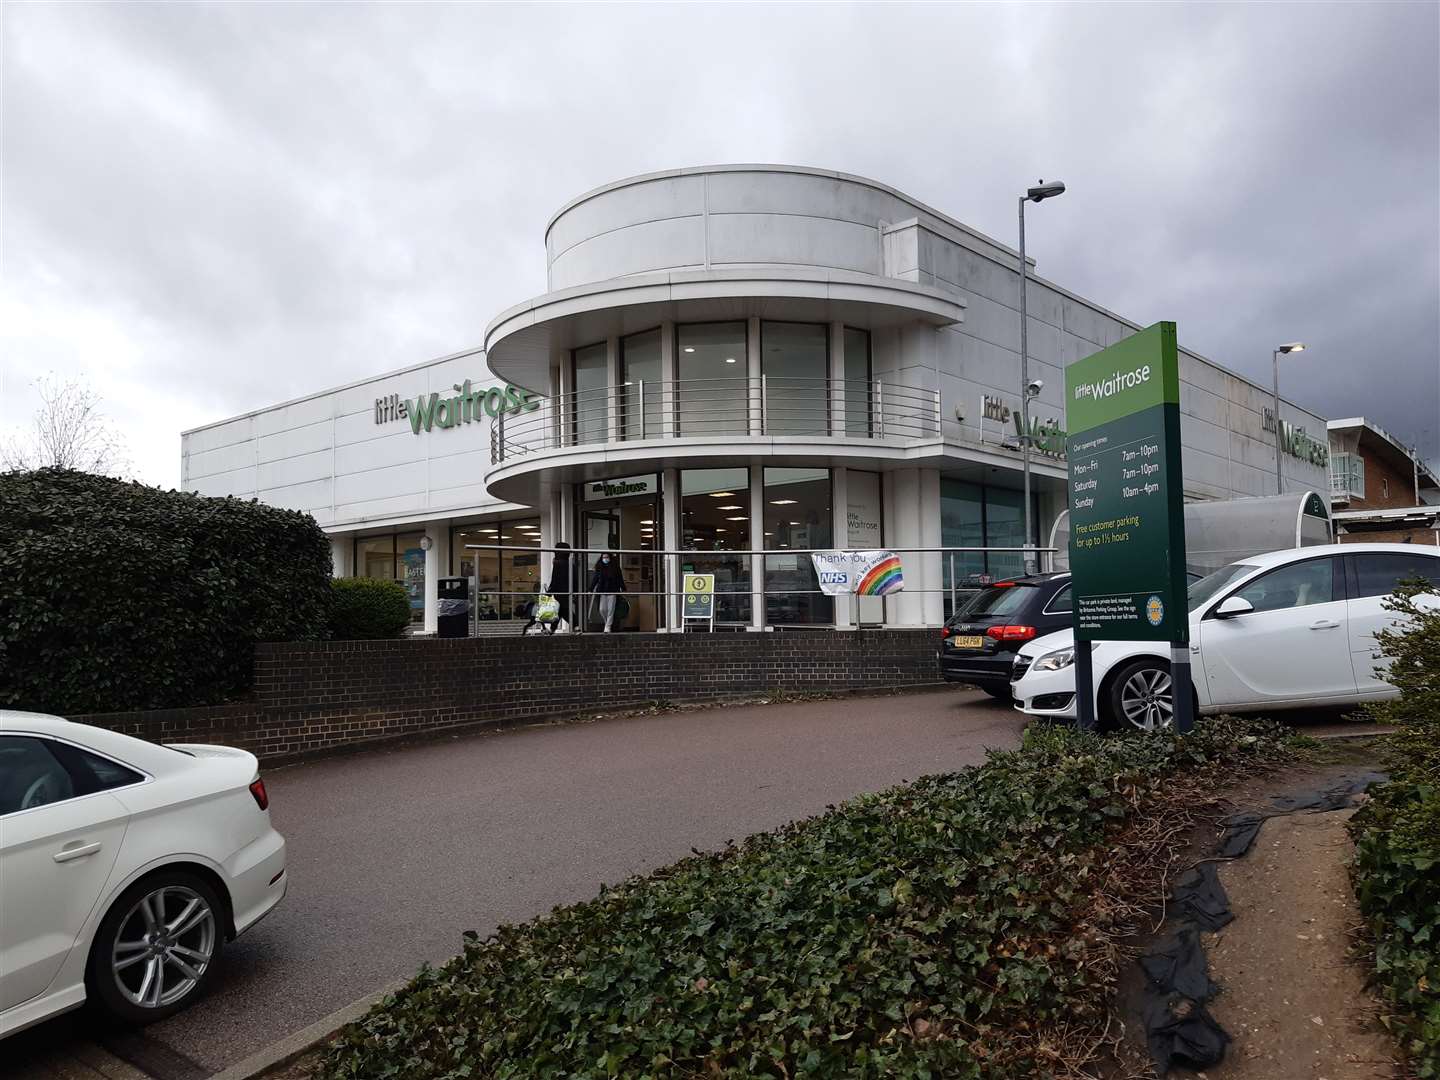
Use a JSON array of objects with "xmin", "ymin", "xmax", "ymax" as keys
[
  {"xmin": 490, "ymin": 375, "xmax": 942, "ymax": 464},
  {"xmin": 456, "ymin": 542, "xmax": 1059, "ymax": 633}
]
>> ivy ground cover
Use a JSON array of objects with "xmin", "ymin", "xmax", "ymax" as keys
[{"xmin": 318, "ymin": 718, "xmax": 1292, "ymax": 1080}]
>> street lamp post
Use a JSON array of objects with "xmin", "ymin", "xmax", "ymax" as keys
[
  {"xmin": 1271, "ymin": 342, "xmax": 1305, "ymax": 494},
  {"xmin": 1018, "ymin": 180, "xmax": 1065, "ymax": 573}
]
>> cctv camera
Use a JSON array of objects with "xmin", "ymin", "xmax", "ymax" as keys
[{"xmin": 1026, "ymin": 379, "xmax": 1044, "ymax": 396}]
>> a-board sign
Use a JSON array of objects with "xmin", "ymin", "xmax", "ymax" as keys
[
  {"xmin": 682, "ymin": 574, "xmax": 715, "ymax": 622},
  {"xmin": 1064, "ymin": 322, "xmax": 1189, "ymax": 645}
]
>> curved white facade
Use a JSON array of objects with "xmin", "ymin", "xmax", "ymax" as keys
[{"xmin": 182, "ymin": 165, "xmax": 1333, "ymax": 635}]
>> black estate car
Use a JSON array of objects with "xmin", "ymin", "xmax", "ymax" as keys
[{"xmin": 938, "ymin": 573, "xmax": 1074, "ymax": 700}]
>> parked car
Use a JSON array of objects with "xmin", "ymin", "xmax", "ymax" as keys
[
  {"xmin": 1011, "ymin": 543, "xmax": 1440, "ymax": 730},
  {"xmin": 0, "ymin": 714, "xmax": 286, "ymax": 1037},
  {"xmin": 938, "ymin": 573, "xmax": 1076, "ymax": 700},
  {"xmin": 940, "ymin": 571, "xmax": 1202, "ymax": 700}
]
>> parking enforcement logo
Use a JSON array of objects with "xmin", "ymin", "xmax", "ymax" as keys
[{"xmin": 1145, "ymin": 595, "xmax": 1165, "ymax": 626}]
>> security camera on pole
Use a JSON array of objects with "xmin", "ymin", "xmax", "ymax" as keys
[{"xmin": 1018, "ymin": 180, "xmax": 1065, "ymax": 574}]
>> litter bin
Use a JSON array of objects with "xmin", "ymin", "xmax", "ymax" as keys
[{"xmin": 436, "ymin": 576, "xmax": 470, "ymax": 638}]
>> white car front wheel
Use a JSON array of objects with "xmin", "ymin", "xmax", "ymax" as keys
[{"xmin": 1107, "ymin": 659, "xmax": 1175, "ymax": 732}]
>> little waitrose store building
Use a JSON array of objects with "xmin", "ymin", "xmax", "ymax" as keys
[{"xmin": 181, "ymin": 165, "xmax": 1330, "ymax": 633}]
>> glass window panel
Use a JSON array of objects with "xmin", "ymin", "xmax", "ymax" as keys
[
  {"xmin": 397, "ymin": 533, "xmax": 426, "ymax": 624},
  {"xmin": 1235, "ymin": 558, "xmax": 1335, "ymax": 611},
  {"xmin": 681, "ymin": 467, "xmax": 751, "ymax": 624},
  {"xmin": 764, "ymin": 467, "xmax": 832, "ymax": 625},
  {"xmin": 941, "ymin": 480, "xmax": 986, "ymax": 608},
  {"xmin": 843, "ymin": 327, "xmax": 872, "ymax": 438},
  {"xmin": 1351, "ymin": 553, "xmax": 1440, "ymax": 597},
  {"xmin": 572, "ymin": 342, "xmax": 609, "ymax": 445},
  {"xmin": 676, "ymin": 322, "xmax": 747, "ymax": 437},
  {"xmin": 762, "ymin": 322, "xmax": 828, "ymax": 436},
  {"xmin": 621, "ymin": 329, "xmax": 662, "ymax": 441},
  {"xmin": 983, "ymin": 487, "xmax": 1027, "ymax": 581},
  {"xmin": 355, "ymin": 536, "xmax": 396, "ymax": 580},
  {"xmin": 0, "ymin": 736, "xmax": 74, "ymax": 814}
]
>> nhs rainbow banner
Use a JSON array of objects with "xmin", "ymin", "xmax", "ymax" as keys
[{"xmin": 810, "ymin": 550, "xmax": 905, "ymax": 596}]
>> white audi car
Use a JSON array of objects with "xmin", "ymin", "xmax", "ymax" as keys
[
  {"xmin": 0, "ymin": 713, "xmax": 286, "ymax": 1037},
  {"xmin": 1011, "ymin": 543, "xmax": 1440, "ymax": 730}
]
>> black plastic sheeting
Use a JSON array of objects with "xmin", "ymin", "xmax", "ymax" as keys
[
  {"xmin": 1136, "ymin": 769, "xmax": 1389, "ymax": 1075},
  {"xmin": 1169, "ymin": 863, "xmax": 1234, "ymax": 932}
]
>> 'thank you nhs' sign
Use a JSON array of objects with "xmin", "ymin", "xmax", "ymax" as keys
[{"xmin": 1065, "ymin": 323, "xmax": 1189, "ymax": 645}]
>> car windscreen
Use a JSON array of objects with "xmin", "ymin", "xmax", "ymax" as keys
[
  {"xmin": 955, "ymin": 583, "xmax": 1040, "ymax": 620},
  {"xmin": 1187, "ymin": 563, "xmax": 1257, "ymax": 611}
]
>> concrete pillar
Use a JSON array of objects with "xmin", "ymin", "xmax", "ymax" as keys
[
  {"xmin": 749, "ymin": 465, "xmax": 766, "ymax": 630},
  {"xmin": 919, "ymin": 469, "xmax": 944, "ymax": 626},
  {"xmin": 885, "ymin": 469, "xmax": 940, "ymax": 627},
  {"xmin": 659, "ymin": 321, "xmax": 676, "ymax": 439},
  {"xmin": 422, "ymin": 520, "xmax": 449, "ymax": 635},
  {"xmin": 329, "ymin": 536, "xmax": 352, "ymax": 578},
  {"xmin": 606, "ymin": 335, "xmax": 621, "ymax": 443},
  {"xmin": 747, "ymin": 315, "xmax": 763, "ymax": 436},
  {"xmin": 881, "ymin": 469, "xmax": 898, "ymax": 626},
  {"xmin": 558, "ymin": 358, "xmax": 574, "ymax": 448},
  {"xmin": 831, "ymin": 466, "xmax": 853, "ymax": 629},
  {"xmin": 829, "ymin": 320, "xmax": 846, "ymax": 435},
  {"xmin": 663, "ymin": 466, "xmax": 682, "ymax": 631}
]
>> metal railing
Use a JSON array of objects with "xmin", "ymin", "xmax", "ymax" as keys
[
  {"xmin": 458, "ymin": 543, "xmax": 1058, "ymax": 634},
  {"xmin": 490, "ymin": 376, "xmax": 942, "ymax": 464}
]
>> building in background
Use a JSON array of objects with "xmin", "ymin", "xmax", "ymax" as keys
[
  {"xmin": 182, "ymin": 165, "xmax": 1332, "ymax": 632},
  {"xmin": 1328, "ymin": 417, "xmax": 1440, "ymax": 545}
]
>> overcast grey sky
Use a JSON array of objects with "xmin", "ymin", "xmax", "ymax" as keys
[{"xmin": 3, "ymin": 1, "xmax": 1437, "ymax": 486}]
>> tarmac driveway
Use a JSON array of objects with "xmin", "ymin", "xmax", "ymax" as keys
[{"xmin": 10, "ymin": 687, "xmax": 1025, "ymax": 1078}]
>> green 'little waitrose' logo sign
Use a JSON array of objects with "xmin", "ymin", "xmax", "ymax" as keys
[{"xmin": 374, "ymin": 380, "xmax": 541, "ymax": 434}]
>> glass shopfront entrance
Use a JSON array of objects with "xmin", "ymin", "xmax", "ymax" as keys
[{"xmin": 577, "ymin": 473, "xmax": 663, "ymax": 632}]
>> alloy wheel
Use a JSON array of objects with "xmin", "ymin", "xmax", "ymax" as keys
[
  {"xmin": 1119, "ymin": 667, "xmax": 1174, "ymax": 732},
  {"xmin": 110, "ymin": 885, "xmax": 216, "ymax": 1009}
]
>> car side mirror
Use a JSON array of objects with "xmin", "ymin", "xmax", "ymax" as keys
[{"xmin": 1214, "ymin": 596, "xmax": 1254, "ymax": 619}]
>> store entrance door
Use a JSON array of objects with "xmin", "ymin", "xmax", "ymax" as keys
[{"xmin": 578, "ymin": 488, "xmax": 663, "ymax": 632}]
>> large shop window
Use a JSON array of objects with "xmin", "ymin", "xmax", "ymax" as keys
[
  {"xmin": 451, "ymin": 519, "xmax": 541, "ymax": 621},
  {"xmin": 843, "ymin": 327, "xmax": 872, "ymax": 438},
  {"xmin": 353, "ymin": 532, "xmax": 426, "ymax": 623},
  {"xmin": 764, "ymin": 467, "xmax": 833, "ymax": 625},
  {"xmin": 572, "ymin": 342, "xmax": 608, "ymax": 445},
  {"xmin": 761, "ymin": 322, "xmax": 828, "ymax": 436},
  {"xmin": 940, "ymin": 480, "xmax": 1038, "ymax": 614},
  {"xmin": 676, "ymin": 322, "xmax": 747, "ymax": 437},
  {"xmin": 621, "ymin": 329, "xmax": 662, "ymax": 440},
  {"xmin": 681, "ymin": 467, "xmax": 751, "ymax": 624}
]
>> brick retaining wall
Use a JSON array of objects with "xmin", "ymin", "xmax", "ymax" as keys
[{"xmin": 71, "ymin": 630, "xmax": 945, "ymax": 762}]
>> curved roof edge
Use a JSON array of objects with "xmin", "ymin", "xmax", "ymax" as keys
[{"xmin": 543, "ymin": 164, "xmax": 1027, "ymax": 265}]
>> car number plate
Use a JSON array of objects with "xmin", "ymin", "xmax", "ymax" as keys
[{"xmin": 950, "ymin": 635, "xmax": 986, "ymax": 650}]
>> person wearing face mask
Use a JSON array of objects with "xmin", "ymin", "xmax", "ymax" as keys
[{"xmin": 589, "ymin": 550, "xmax": 625, "ymax": 632}]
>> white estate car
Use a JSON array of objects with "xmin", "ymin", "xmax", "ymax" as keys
[
  {"xmin": 0, "ymin": 713, "xmax": 286, "ymax": 1037},
  {"xmin": 1011, "ymin": 543, "xmax": 1440, "ymax": 730}
]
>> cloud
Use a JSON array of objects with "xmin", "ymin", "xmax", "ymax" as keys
[{"xmin": 3, "ymin": 1, "xmax": 1436, "ymax": 486}]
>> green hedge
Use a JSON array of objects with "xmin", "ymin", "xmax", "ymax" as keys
[
  {"xmin": 317, "ymin": 717, "xmax": 1292, "ymax": 1080},
  {"xmin": 329, "ymin": 577, "xmax": 412, "ymax": 640},
  {"xmin": 1351, "ymin": 584, "xmax": 1440, "ymax": 1076},
  {"xmin": 0, "ymin": 468, "xmax": 332, "ymax": 713}
]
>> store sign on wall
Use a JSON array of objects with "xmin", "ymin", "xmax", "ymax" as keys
[
  {"xmin": 374, "ymin": 380, "xmax": 542, "ymax": 434},
  {"xmin": 981, "ymin": 394, "xmax": 1067, "ymax": 460},
  {"xmin": 584, "ymin": 474, "xmax": 659, "ymax": 501},
  {"xmin": 1261, "ymin": 409, "xmax": 1330, "ymax": 467}
]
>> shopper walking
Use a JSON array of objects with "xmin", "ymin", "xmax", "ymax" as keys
[
  {"xmin": 589, "ymin": 550, "xmax": 625, "ymax": 632},
  {"xmin": 548, "ymin": 542, "xmax": 577, "ymax": 633}
]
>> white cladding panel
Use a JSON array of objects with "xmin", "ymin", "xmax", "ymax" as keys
[{"xmin": 182, "ymin": 366, "xmax": 515, "ymax": 530}]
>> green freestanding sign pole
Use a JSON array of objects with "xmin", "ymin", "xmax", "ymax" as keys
[{"xmin": 1064, "ymin": 322, "xmax": 1193, "ymax": 733}]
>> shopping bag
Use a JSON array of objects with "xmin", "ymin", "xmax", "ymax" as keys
[{"xmin": 534, "ymin": 593, "xmax": 560, "ymax": 623}]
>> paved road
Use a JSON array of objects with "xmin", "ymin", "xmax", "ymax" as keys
[{"xmin": 10, "ymin": 688, "xmax": 1026, "ymax": 1078}]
